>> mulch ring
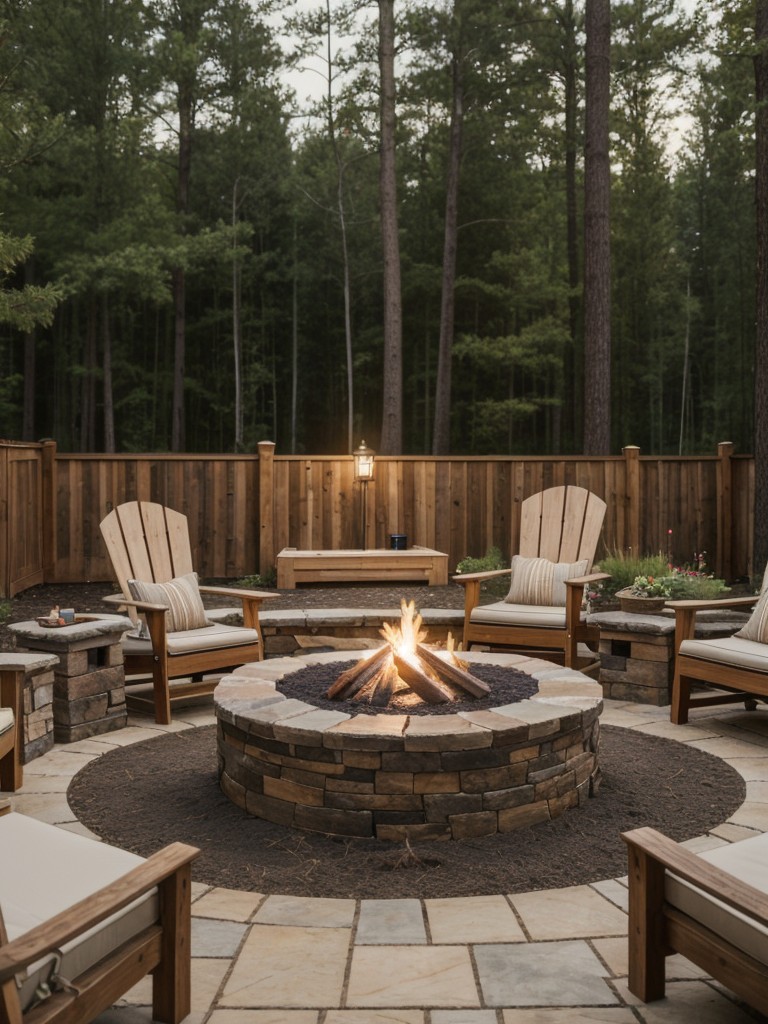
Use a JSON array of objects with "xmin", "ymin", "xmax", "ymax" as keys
[{"xmin": 67, "ymin": 723, "xmax": 745, "ymax": 900}]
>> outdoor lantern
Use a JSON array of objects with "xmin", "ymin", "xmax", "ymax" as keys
[{"xmin": 352, "ymin": 439, "xmax": 375, "ymax": 481}]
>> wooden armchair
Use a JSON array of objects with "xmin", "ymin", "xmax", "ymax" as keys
[
  {"xmin": 667, "ymin": 592, "xmax": 765, "ymax": 724},
  {"xmin": 624, "ymin": 825, "xmax": 768, "ymax": 1016},
  {"xmin": 101, "ymin": 501, "xmax": 277, "ymax": 724},
  {"xmin": 0, "ymin": 665, "xmax": 23, "ymax": 792},
  {"xmin": 0, "ymin": 810, "xmax": 199, "ymax": 1024},
  {"xmin": 454, "ymin": 485, "xmax": 609, "ymax": 670}
]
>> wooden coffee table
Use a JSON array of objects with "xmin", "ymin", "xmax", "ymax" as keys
[{"xmin": 276, "ymin": 547, "xmax": 449, "ymax": 588}]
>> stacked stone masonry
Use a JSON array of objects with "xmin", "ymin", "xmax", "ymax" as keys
[
  {"xmin": 0, "ymin": 653, "xmax": 59, "ymax": 762},
  {"xmin": 215, "ymin": 651, "xmax": 603, "ymax": 842},
  {"xmin": 8, "ymin": 617, "xmax": 132, "ymax": 743}
]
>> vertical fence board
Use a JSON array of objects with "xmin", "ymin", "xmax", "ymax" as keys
[{"xmin": 0, "ymin": 443, "xmax": 757, "ymax": 593}]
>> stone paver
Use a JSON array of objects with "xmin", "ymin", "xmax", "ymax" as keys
[
  {"xmin": 425, "ymin": 894, "xmax": 525, "ymax": 943},
  {"xmin": 4, "ymin": 696, "xmax": 768, "ymax": 1024},
  {"xmin": 474, "ymin": 939, "xmax": 618, "ymax": 1006},
  {"xmin": 346, "ymin": 946, "xmax": 479, "ymax": 1007},
  {"xmin": 510, "ymin": 884, "xmax": 628, "ymax": 939},
  {"xmin": 356, "ymin": 898, "xmax": 427, "ymax": 944},
  {"xmin": 218, "ymin": 924, "xmax": 351, "ymax": 1008}
]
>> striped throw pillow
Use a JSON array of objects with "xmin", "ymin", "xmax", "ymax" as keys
[
  {"xmin": 505, "ymin": 555, "xmax": 590, "ymax": 607},
  {"xmin": 128, "ymin": 572, "xmax": 208, "ymax": 632},
  {"xmin": 735, "ymin": 581, "xmax": 768, "ymax": 643}
]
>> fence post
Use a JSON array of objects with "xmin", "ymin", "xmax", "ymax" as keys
[
  {"xmin": 258, "ymin": 440, "xmax": 276, "ymax": 576},
  {"xmin": 41, "ymin": 439, "xmax": 57, "ymax": 584},
  {"xmin": 716, "ymin": 441, "xmax": 734, "ymax": 582},
  {"xmin": 623, "ymin": 445, "xmax": 641, "ymax": 554}
]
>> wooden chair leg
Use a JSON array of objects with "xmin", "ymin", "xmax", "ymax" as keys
[
  {"xmin": 152, "ymin": 859, "xmax": 193, "ymax": 1023},
  {"xmin": 626, "ymin": 839, "xmax": 667, "ymax": 1002},
  {"xmin": 670, "ymin": 668, "xmax": 691, "ymax": 725}
]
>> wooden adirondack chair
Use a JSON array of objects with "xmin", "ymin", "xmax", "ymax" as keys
[
  {"xmin": 454, "ymin": 485, "xmax": 608, "ymax": 670},
  {"xmin": 101, "ymin": 501, "xmax": 275, "ymax": 724}
]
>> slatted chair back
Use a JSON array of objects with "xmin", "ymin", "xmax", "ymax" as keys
[
  {"xmin": 518, "ymin": 485, "xmax": 606, "ymax": 566},
  {"xmin": 100, "ymin": 502, "xmax": 195, "ymax": 623}
]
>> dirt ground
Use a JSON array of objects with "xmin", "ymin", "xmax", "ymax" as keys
[{"xmin": 67, "ymin": 722, "xmax": 746, "ymax": 899}]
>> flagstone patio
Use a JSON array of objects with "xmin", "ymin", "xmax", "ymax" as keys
[{"xmin": 5, "ymin": 697, "xmax": 768, "ymax": 1023}]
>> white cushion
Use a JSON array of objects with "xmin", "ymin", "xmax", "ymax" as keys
[
  {"xmin": 470, "ymin": 600, "xmax": 568, "ymax": 629},
  {"xmin": 679, "ymin": 634, "xmax": 768, "ymax": 673},
  {"xmin": 128, "ymin": 572, "xmax": 208, "ymax": 631},
  {"xmin": 666, "ymin": 832, "xmax": 768, "ymax": 968},
  {"xmin": 123, "ymin": 621, "xmax": 260, "ymax": 656},
  {"xmin": 0, "ymin": 707, "xmax": 13, "ymax": 736},
  {"xmin": 0, "ymin": 812, "xmax": 157, "ymax": 1011},
  {"xmin": 505, "ymin": 555, "xmax": 590, "ymax": 607}
]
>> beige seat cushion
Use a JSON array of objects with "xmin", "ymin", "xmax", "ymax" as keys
[
  {"xmin": 470, "ymin": 601, "xmax": 568, "ymax": 629},
  {"xmin": 679, "ymin": 634, "xmax": 768, "ymax": 673},
  {"xmin": 123, "ymin": 621, "xmax": 260, "ymax": 656},
  {"xmin": 0, "ymin": 707, "xmax": 13, "ymax": 736},
  {"xmin": 0, "ymin": 812, "xmax": 157, "ymax": 1011},
  {"xmin": 665, "ymin": 832, "xmax": 768, "ymax": 968}
]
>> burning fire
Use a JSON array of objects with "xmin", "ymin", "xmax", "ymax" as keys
[
  {"xmin": 325, "ymin": 599, "xmax": 489, "ymax": 707},
  {"xmin": 380, "ymin": 599, "xmax": 427, "ymax": 661}
]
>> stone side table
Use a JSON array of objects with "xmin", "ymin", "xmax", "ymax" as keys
[
  {"xmin": 0, "ymin": 652, "xmax": 59, "ymax": 762},
  {"xmin": 589, "ymin": 609, "xmax": 752, "ymax": 706},
  {"xmin": 8, "ymin": 617, "xmax": 132, "ymax": 742}
]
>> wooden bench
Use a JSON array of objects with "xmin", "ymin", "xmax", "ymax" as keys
[{"xmin": 276, "ymin": 547, "xmax": 449, "ymax": 589}]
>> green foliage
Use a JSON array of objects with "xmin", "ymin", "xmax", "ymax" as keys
[
  {"xmin": 237, "ymin": 569, "xmax": 277, "ymax": 589},
  {"xmin": 0, "ymin": 599, "xmax": 11, "ymax": 625},
  {"xmin": 598, "ymin": 549, "xmax": 730, "ymax": 600},
  {"xmin": 0, "ymin": 230, "xmax": 61, "ymax": 331},
  {"xmin": 595, "ymin": 550, "xmax": 670, "ymax": 596},
  {"xmin": 455, "ymin": 546, "xmax": 504, "ymax": 575}
]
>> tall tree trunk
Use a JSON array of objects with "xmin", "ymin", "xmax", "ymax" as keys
[
  {"xmin": 582, "ymin": 0, "xmax": 611, "ymax": 455},
  {"xmin": 378, "ymin": 0, "xmax": 403, "ymax": 454},
  {"xmin": 102, "ymin": 293, "xmax": 115, "ymax": 453},
  {"xmin": 80, "ymin": 302, "xmax": 98, "ymax": 451},
  {"xmin": 432, "ymin": 41, "xmax": 464, "ymax": 456},
  {"xmin": 233, "ymin": 179, "xmax": 243, "ymax": 452},
  {"xmin": 171, "ymin": 78, "xmax": 193, "ymax": 452},
  {"xmin": 754, "ymin": 0, "xmax": 768, "ymax": 575},
  {"xmin": 22, "ymin": 262, "xmax": 35, "ymax": 440},
  {"xmin": 562, "ymin": 0, "xmax": 580, "ymax": 450}
]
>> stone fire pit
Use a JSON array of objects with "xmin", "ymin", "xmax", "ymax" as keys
[{"xmin": 215, "ymin": 650, "xmax": 603, "ymax": 842}]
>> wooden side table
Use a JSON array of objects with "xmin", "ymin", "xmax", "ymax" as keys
[{"xmin": 8, "ymin": 616, "xmax": 132, "ymax": 742}]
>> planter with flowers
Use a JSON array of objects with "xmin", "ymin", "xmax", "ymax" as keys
[
  {"xmin": 616, "ymin": 575, "xmax": 672, "ymax": 613},
  {"xmin": 615, "ymin": 557, "xmax": 730, "ymax": 614}
]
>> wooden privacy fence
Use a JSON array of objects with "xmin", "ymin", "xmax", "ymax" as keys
[{"xmin": 0, "ymin": 439, "xmax": 753, "ymax": 598}]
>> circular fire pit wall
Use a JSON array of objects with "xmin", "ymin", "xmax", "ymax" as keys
[{"xmin": 214, "ymin": 651, "xmax": 603, "ymax": 841}]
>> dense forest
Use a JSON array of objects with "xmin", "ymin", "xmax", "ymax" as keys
[{"xmin": 0, "ymin": 0, "xmax": 761, "ymax": 456}]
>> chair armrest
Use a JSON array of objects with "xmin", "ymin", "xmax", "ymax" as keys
[
  {"xmin": 565, "ymin": 572, "xmax": 611, "ymax": 587},
  {"xmin": 665, "ymin": 595, "xmax": 758, "ymax": 612},
  {"xmin": 622, "ymin": 826, "xmax": 768, "ymax": 926},
  {"xmin": 103, "ymin": 594, "xmax": 170, "ymax": 613},
  {"xmin": 452, "ymin": 568, "xmax": 512, "ymax": 585},
  {"xmin": 666, "ymin": 594, "xmax": 757, "ymax": 644},
  {"xmin": 198, "ymin": 586, "xmax": 278, "ymax": 601},
  {"xmin": 0, "ymin": 842, "xmax": 199, "ymax": 982}
]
